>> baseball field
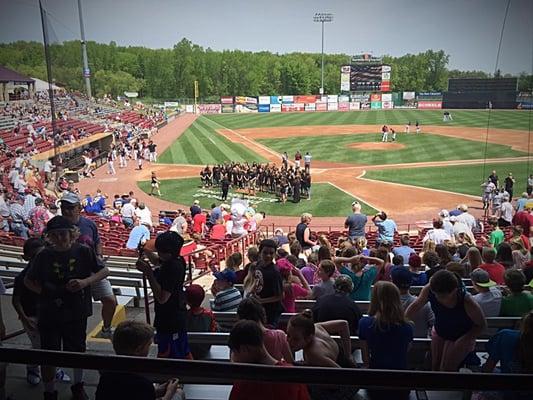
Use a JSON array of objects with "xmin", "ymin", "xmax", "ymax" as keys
[{"xmin": 142, "ymin": 109, "xmax": 531, "ymax": 220}]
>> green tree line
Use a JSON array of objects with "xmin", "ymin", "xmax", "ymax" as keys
[{"xmin": 0, "ymin": 39, "xmax": 530, "ymax": 100}]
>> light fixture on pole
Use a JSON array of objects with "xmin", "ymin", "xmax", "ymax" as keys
[{"xmin": 313, "ymin": 12, "xmax": 333, "ymax": 95}]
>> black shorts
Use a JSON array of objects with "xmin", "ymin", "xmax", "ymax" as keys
[{"xmin": 39, "ymin": 318, "xmax": 88, "ymax": 353}]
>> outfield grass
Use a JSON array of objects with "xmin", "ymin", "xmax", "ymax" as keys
[
  {"xmin": 158, "ymin": 117, "xmax": 267, "ymax": 165},
  {"xmin": 138, "ymin": 177, "xmax": 377, "ymax": 217},
  {"xmin": 206, "ymin": 109, "xmax": 532, "ymax": 131},
  {"xmin": 364, "ymin": 162, "xmax": 532, "ymax": 196},
  {"xmin": 257, "ymin": 133, "xmax": 525, "ymax": 165}
]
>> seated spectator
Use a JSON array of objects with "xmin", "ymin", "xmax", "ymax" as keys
[
  {"xmin": 479, "ymin": 247, "xmax": 506, "ymax": 285},
  {"xmin": 228, "ymin": 320, "xmax": 310, "ymax": 400},
  {"xmin": 354, "ymin": 236, "xmax": 370, "ymax": 256},
  {"xmin": 408, "ymin": 254, "xmax": 428, "ymax": 286},
  {"xmin": 500, "ymin": 269, "xmax": 533, "ymax": 317},
  {"xmin": 483, "ymin": 218, "xmax": 504, "ymax": 249},
  {"xmin": 185, "ymin": 284, "xmax": 218, "ymax": 360},
  {"xmin": 170, "ymin": 209, "xmax": 187, "ymax": 235},
  {"xmin": 423, "ymin": 219, "xmax": 451, "ymax": 245},
  {"xmin": 446, "ymin": 261, "xmax": 467, "ymax": 278},
  {"xmin": 159, "ymin": 211, "xmax": 173, "ymax": 226},
  {"xmin": 126, "ymin": 220, "xmax": 151, "ymax": 250},
  {"xmin": 211, "ymin": 269, "xmax": 242, "ymax": 313},
  {"xmin": 95, "ymin": 320, "xmax": 184, "ymax": 400},
  {"xmin": 300, "ymin": 252, "xmax": 318, "ymax": 285},
  {"xmin": 309, "ymin": 260, "xmax": 335, "ymax": 299},
  {"xmin": 237, "ymin": 298, "xmax": 293, "ymax": 363},
  {"xmin": 482, "ymin": 312, "xmax": 533, "ymax": 400},
  {"xmin": 435, "ymin": 244, "xmax": 453, "ymax": 267},
  {"xmin": 372, "ymin": 211, "xmax": 396, "ymax": 245},
  {"xmin": 312, "ymin": 275, "xmax": 362, "ymax": 335},
  {"xmin": 28, "ymin": 197, "xmax": 50, "ymax": 236},
  {"xmin": 287, "ymin": 311, "xmax": 357, "ymax": 398},
  {"xmin": 456, "ymin": 232, "xmax": 474, "ymax": 259},
  {"xmin": 273, "ymin": 228, "xmax": 289, "ymax": 247},
  {"xmin": 461, "ymin": 246, "xmax": 482, "ymax": 275},
  {"xmin": 135, "ymin": 202, "xmax": 153, "ymax": 228},
  {"xmin": 406, "ymin": 270, "xmax": 486, "ymax": 371},
  {"xmin": 470, "ymin": 268, "xmax": 502, "ymax": 317},
  {"xmin": 391, "ymin": 267, "xmax": 434, "ymax": 338},
  {"xmin": 334, "ymin": 252, "xmax": 385, "ymax": 301},
  {"xmin": 393, "ymin": 235, "xmax": 415, "ymax": 265},
  {"xmin": 359, "ymin": 281, "xmax": 414, "ymax": 400},
  {"xmin": 235, "ymin": 246, "xmax": 258, "ymax": 284},
  {"xmin": 423, "ymin": 250, "xmax": 443, "ymax": 280},
  {"xmin": 120, "ymin": 198, "xmax": 136, "ymax": 228},
  {"xmin": 511, "ymin": 239, "xmax": 529, "ymax": 269},
  {"xmin": 277, "ymin": 258, "xmax": 310, "ymax": 313},
  {"xmin": 496, "ymin": 242, "xmax": 515, "ymax": 269},
  {"xmin": 210, "ymin": 219, "xmax": 226, "ymax": 240},
  {"xmin": 192, "ymin": 209, "xmax": 207, "ymax": 235},
  {"xmin": 511, "ymin": 225, "xmax": 530, "ymax": 251}
]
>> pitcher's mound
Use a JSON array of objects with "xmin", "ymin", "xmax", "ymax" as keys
[{"xmin": 347, "ymin": 142, "xmax": 406, "ymax": 151}]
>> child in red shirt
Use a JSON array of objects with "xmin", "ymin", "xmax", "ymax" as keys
[{"xmin": 185, "ymin": 284, "xmax": 218, "ymax": 359}]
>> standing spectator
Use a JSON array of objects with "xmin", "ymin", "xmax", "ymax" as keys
[
  {"xmin": 406, "ymin": 270, "xmax": 486, "ymax": 371},
  {"xmin": 43, "ymin": 158, "xmax": 54, "ymax": 184},
  {"xmin": 28, "ymin": 197, "xmax": 50, "ymax": 236},
  {"xmin": 359, "ymin": 281, "xmax": 414, "ymax": 400},
  {"xmin": 423, "ymin": 219, "xmax": 451, "ymax": 245},
  {"xmin": 228, "ymin": 320, "xmax": 310, "ymax": 400},
  {"xmin": 190, "ymin": 200, "xmax": 201, "ymax": 218},
  {"xmin": 483, "ymin": 218, "xmax": 504, "ymax": 249},
  {"xmin": 312, "ymin": 275, "xmax": 362, "ymax": 335},
  {"xmin": 391, "ymin": 267, "xmax": 434, "ymax": 338},
  {"xmin": 512, "ymin": 205, "xmax": 533, "ymax": 238},
  {"xmin": 60, "ymin": 192, "xmax": 117, "ymax": 339},
  {"xmin": 252, "ymin": 239, "xmax": 284, "ymax": 326},
  {"xmin": 344, "ymin": 201, "xmax": 367, "ymax": 240},
  {"xmin": 372, "ymin": 211, "xmax": 396, "ymax": 245},
  {"xmin": 504, "ymin": 172, "xmax": 516, "ymax": 200},
  {"xmin": 9, "ymin": 194, "xmax": 30, "ymax": 239},
  {"xmin": 125, "ymin": 220, "xmax": 151, "ymax": 250},
  {"xmin": 393, "ymin": 234, "xmax": 416, "ymax": 265},
  {"xmin": 24, "ymin": 216, "xmax": 110, "ymax": 399},
  {"xmin": 295, "ymin": 213, "xmax": 316, "ymax": 253},
  {"xmin": 135, "ymin": 231, "xmax": 191, "ymax": 359},
  {"xmin": 479, "ymin": 247, "xmax": 506, "ymax": 285},
  {"xmin": 498, "ymin": 195, "xmax": 513, "ymax": 227},
  {"xmin": 470, "ymin": 268, "xmax": 502, "ymax": 317},
  {"xmin": 170, "ymin": 210, "xmax": 187, "ymax": 236},
  {"xmin": 456, "ymin": 204, "xmax": 477, "ymax": 233},
  {"xmin": 500, "ymin": 269, "xmax": 533, "ymax": 317}
]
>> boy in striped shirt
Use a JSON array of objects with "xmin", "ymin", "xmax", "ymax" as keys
[{"xmin": 211, "ymin": 269, "xmax": 242, "ymax": 331}]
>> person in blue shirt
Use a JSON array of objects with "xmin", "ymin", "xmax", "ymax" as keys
[
  {"xmin": 359, "ymin": 281, "xmax": 414, "ymax": 400},
  {"xmin": 482, "ymin": 312, "xmax": 533, "ymax": 400},
  {"xmin": 392, "ymin": 234, "xmax": 416, "ymax": 265},
  {"xmin": 126, "ymin": 221, "xmax": 151, "ymax": 249},
  {"xmin": 372, "ymin": 211, "xmax": 397, "ymax": 245}
]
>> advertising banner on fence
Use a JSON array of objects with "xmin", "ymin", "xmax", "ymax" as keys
[
  {"xmin": 338, "ymin": 95, "xmax": 350, "ymax": 102},
  {"xmin": 234, "ymin": 96, "xmax": 246, "ymax": 104},
  {"xmin": 370, "ymin": 93, "xmax": 382, "ymax": 102},
  {"xmin": 370, "ymin": 101, "xmax": 382, "ymax": 109},
  {"xmin": 417, "ymin": 101, "xmax": 442, "ymax": 109},
  {"xmin": 351, "ymin": 93, "xmax": 370, "ymax": 102},
  {"xmin": 282, "ymin": 103, "xmax": 305, "ymax": 112},
  {"xmin": 235, "ymin": 104, "xmax": 258, "ymax": 113},
  {"xmin": 198, "ymin": 104, "xmax": 221, "ymax": 114},
  {"xmin": 282, "ymin": 95, "xmax": 294, "ymax": 104},
  {"xmin": 349, "ymin": 101, "xmax": 361, "ymax": 110},
  {"xmin": 270, "ymin": 96, "xmax": 281, "ymax": 104},
  {"xmin": 361, "ymin": 102, "xmax": 371, "ymax": 110},
  {"xmin": 221, "ymin": 104, "xmax": 234, "ymax": 113},
  {"xmin": 403, "ymin": 91, "xmax": 415, "ymax": 100},
  {"xmin": 382, "ymin": 65, "xmax": 391, "ymax": 72},
  {"xmin": 327, "ymin": 94, "xmax": 338, "ymax": 103},
  {"xmin": 185, "ymin": 105, "xmax": 194, "ymax": 113},
  {"xmin": 258, "ymin": 104, "xmax": 270, "ymax": 112},
  {"xmin": 381, "ymin": 93, "xmax": 392, "ymax": 102},
  {"xmin": 295, "ymin": 95, "xmax": 317, "ymax": 104},
  {"xmin": 327, "ymin": 102, "xmax": 338, "ymax": 111},
  {"xmin": 270, "ymin": 104, "xmax": 281, "ymax": 112},
  {"xmin": 316, "ymin": 102, "xmax": 327, "ymax": 111},
  {"xmin": 305, "ymin": 103, "xmax": 316, "ymax": 111},
  {"xmin": 382, "ymin": 101, "xmax": 393, "ymax": 109},
  {"xmin": 381, "ymin": 81, "xmax": 391, "ymax": 92},
  {"xmin": 258, "ymin": 96, "xmax": 271, "ymax": 105},
  {"xmin": 220, "ymin": 96, "xmax": 234, "ymax": 104},
  {"xmin": 340, "ymin": 65, "xmax": 351, "ymax": 91},
  {"xmin": 382, "ymin": 72, "xmax": 391, "ymax": 80},
  {"xmin": 338, "ymin": 102, "xmax": 350, "ymax": 111}
]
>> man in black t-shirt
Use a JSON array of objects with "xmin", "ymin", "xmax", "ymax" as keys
[
  {"xmin": 148, "ymin": 140, "xmax": 157, "ymax": 162},
  {"xmin": 136, "ymin": 231, "xmax": 191, "ymax": 359},
  {"xmin": 252, "ymin": 239, "xmax": 284, "ymax": 326},
  {"xmin": 312, "ymin": 275, "xmax": 362, "ymax": 336},
  {"xmin": 25, "ymin": 216, "xmax": 109, "ymax": 400},
  {"xmin": 504, "ymin": 172, "xmax": 515, "ymax": 200}
]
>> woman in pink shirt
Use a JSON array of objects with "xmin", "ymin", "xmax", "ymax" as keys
[{"xmin": 237, "ymin": 297, "xmax": 294, "ymax": 363}]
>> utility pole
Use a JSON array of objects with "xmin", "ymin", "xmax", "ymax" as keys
[{"xmin": 77, "ymin": 0, "xmax": 92, "ymax": 98}]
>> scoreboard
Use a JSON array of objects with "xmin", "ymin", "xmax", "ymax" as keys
[{"xmin": 340, "ymin": 57, "xmax": 391, "ymax": 92}]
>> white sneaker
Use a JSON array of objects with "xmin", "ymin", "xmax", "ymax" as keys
[
  {"xmin": 56, "ymin": 368, "xmax": 71, "ymax": 383},
  {"xmin": 26, "ymin": 370, "xmax": 41, "ymax": 386}
]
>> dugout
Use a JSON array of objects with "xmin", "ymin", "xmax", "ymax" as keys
[{"xmin": 443, "ymin": 78, "xmax": 518, "ymax": 109}]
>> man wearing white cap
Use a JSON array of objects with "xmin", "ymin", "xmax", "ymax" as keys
[
  {"xmin": 439, "ymin": 209, "xmax": 454, "ymax": 238},
  {"xmin": 449, "ymin": 215, "xmax": 475, "ymax": 243},
  {"xmin": 456, "ymin": 204, "xmax": 476, "ymax": 232}
]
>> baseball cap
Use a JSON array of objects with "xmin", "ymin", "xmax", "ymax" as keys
[
  {"xmin": 214, "ymin": 269, "xmax": 237, "ymax": 284},
  {"xmin": 351, "ymin": 201, "xmax": 360, "ymax": 207},
  {"xmin": 185, "ymin": 284, "xmax": 205, "ymax": 307},
  {"xmin": 391, "ymin": 266, "xmax": 413, "ymax": 289},
  {"xmin": 439, "ymin": 209, "xmax": 449, "ymax": 218},
  {"xmin": 45, "ymin": 216, "xmax": 74, "ymax": 232},
  {"xmin": 60, "ymin": 191, "xmax": 81, "ymax": 204},
  {"xmin": 155, "ymin": 231, "xmax": 184, "ymax": 254},
  {"xmin": 334, "ymin": 275, "xmax": 354, "ymax": 293},
  {"xmin": 470, "ymin": 268, "xmax": 496, "ymax": 288}
]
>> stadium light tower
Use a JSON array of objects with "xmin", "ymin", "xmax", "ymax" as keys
[{"xmin": 313, "ymin": 12, "xmax": 333, "ymax": 95}]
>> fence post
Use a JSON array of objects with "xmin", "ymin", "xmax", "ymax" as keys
[{"xmin": 142, "ymin": 274, "xmax": 151, "ymax": 325}]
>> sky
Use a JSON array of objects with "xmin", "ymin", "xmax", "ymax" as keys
[{"xmin": 1, "ymin": 0, "xmax": 532, "ymax": 74}]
